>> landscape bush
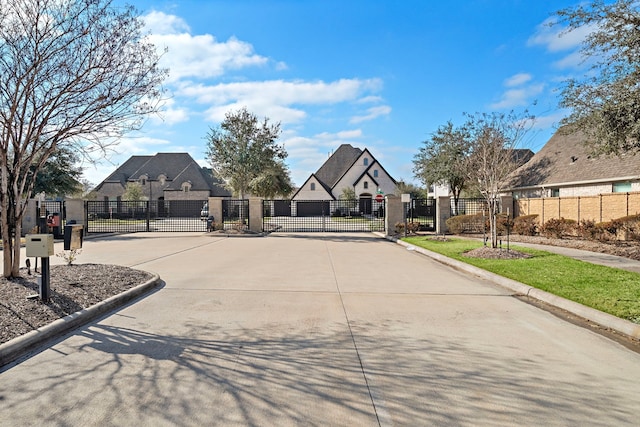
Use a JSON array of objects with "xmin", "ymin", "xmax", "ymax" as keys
[
  {"xmin": 446, "ymin": 213, "xmax": 484, "ymax": 234},
  {"xmin": 539, "ymin": 217, "xmax": 576, "ymax": 239},
  {"xmin": 513, "ymin": 214, "xmax": 539, "ymax": 236}
]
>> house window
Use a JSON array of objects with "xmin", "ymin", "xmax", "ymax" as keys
[
  {"xmin": 158, "ymin": 174, "xmax": 167, "ymax": 185},
  {"xmin": 613, "ymin": 182, "xmax": 632, "ymax": 193},
  {"xmin": 364, "ymin": 158, "xmax": 369, "ymax": 166},
  {"xmin": 551, "ymin": 189, "xmax": 560, "ymax": 197},
  {"xmin": 364, "ymin": 181, "xmax": 369, "ymax": 189},
  {"xmin": 182, "ymin": 181, "xmax": 191, "ymax": 192},
  {"xmin": 310, "ymin": 183, "xmax": 316, "ymax": 191},
  {"xmin": 373, "ymin": 169, "xmax": 378, "ymax": 178}
]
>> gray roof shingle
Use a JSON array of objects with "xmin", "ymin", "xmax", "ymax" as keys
[{"xmin": 508, "ymin": 129, "xmax": 640, "ymax": 189}]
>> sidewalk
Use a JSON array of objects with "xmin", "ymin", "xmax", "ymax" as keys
[{"xmin": 504, "ymin": 240, "xmax": 640, "ymax": 274}]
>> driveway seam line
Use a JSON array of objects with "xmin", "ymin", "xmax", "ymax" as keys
[{"xmin": 324, "ymin": 241, "xmax": 383, "ymax": 427}]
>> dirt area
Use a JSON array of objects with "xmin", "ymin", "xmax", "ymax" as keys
[
  {"xmin": 0, "ymin": 264, "xmax": 153, "ymax": 344},
  {"xmin": 486, "ymin": 234, "xmax": 640, "ymax": 260}
]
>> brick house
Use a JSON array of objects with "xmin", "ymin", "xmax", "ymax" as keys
[
  {"xmin": 507, "ymin": 129, "xmax": 640, "ymax": 199},
  {"xmin": 93, "ymin": 153, "xmax": 231, "ymax": 202}
]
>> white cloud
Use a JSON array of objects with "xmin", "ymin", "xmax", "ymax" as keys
[
  {"xmin": 176, "ymin": 78, "xmax": 383, "ymax": 124},
  {"xmin": 350, "ymin": 105, "xmax": 391, "ymax": 124},
  {"xmin": 527, "ymin": 17, "xmax": 593, "ymax": 52},
  {"xmin": 151, "ymin": 98, "xmax": 190, "ymax": 125},
  {"xmin": 143, "ymin": 11, "xmax": 190, "ymax": 35},
  {"xmin": 505, "ymin": 73, "xmax": 532, "ymax": 87},
  {"xmin": 490, "ymin": 84, "xmax": 545, "ymax": 109},
  {"xmin": 143, "ymin": 11, "xmax": 270, "ymax": 83}
]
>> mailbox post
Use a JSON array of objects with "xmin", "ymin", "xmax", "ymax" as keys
[{"xmin": 26, "ymin": 234, "xmax": 54, "ymax": 302}]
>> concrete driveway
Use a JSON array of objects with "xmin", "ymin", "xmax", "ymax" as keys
[{"xmin": 1, "ymin": 233, "xmax": 639, "ymax": 426}]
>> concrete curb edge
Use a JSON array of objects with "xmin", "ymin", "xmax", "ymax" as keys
[
  {"xmin": 0, "ymin": 272, "xmax": 162, "ymax": 367},
  {"xmin": 378, "ymin": 233, "xmax": 640, "ymax": 340}
]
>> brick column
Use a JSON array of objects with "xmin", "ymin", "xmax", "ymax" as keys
[
  {"xmin": 384, "ymin": 195, "xmax": 403, "ymax": 236},
  {"xmin": 249, "ymin": 198, "xmax": 263, "ymax": 233},
  {"xmin": 208, "ymin": 197, "xmax": 224, "ymax": 225},
  {"xmin": 436, "ymin": 196, "xmax": 451, "ymax": 234},
  {"xmin": 500, "ymin": 195, "xmax": 514, "ymax": 217},
  {"xmin": 65, "ymin": 199, "xmax": 85, "ymax": 226}
]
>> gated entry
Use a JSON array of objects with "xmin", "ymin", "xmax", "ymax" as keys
[
  {"xmin": 86, "ymin": 200, "xmax": 207, "ymax": 233},
  {"xmin": 263, "ymin": 199, "xmax": 385, "ymax": 232}
]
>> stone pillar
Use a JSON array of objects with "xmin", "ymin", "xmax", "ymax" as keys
[
  {"xmin": 500, "ymin": 195, "xmax": 514, "ymax": 217},
  {"xmin": 65, "ymin": 199, "xmax": 85, "ymax": 226},
  {"xmin": 384, "ymin": 195, "xmax": 403, "ymax": 236},
  {"xmin": 249, "ymin": 197, "xmax": 263, "ymax": 233},
  {"xmin": 436, "ymin": 196, "xmax": 451, "ymax": 234},
  {"xmin": 208, "ymin": 197, "xmax": 224, "ymax": 225},
  {"xmin": 21, "ymin": 199, "xmax": 39, "ymax": 235}
]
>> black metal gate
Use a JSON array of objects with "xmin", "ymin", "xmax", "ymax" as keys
[
  {"xmin": 407, "ymin": 198, "xmax": 436, "ymax": 231},
  {"xmin": 86, "ymin": 200, "xmax": 207, "ymax": 233},
  {"xmin": 263, "ymin": 199, "xmax": 385, "ymax": 232}
]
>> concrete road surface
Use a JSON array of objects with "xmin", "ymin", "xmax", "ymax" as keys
[{"xmin": 1, "ymin": 233, "xmax": 639, "ymax": 426}]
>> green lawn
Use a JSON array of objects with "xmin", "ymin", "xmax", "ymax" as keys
[{"xmin": 402, "ymin": 236, "xmax": 640, "ymax": 324}]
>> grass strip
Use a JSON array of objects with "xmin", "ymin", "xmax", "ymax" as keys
[{"xmin": 402, "ymin": 236, "xmax": 640, "ymax": 324}]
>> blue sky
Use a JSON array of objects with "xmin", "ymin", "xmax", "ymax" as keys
[{"xmin": 88, "ymin": 0, "xmax": 590, "ymax": 188}]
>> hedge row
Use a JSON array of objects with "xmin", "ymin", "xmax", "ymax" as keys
[{"xmin": 446, "ymin": 212, "xmax": 640, "ymax": 242}]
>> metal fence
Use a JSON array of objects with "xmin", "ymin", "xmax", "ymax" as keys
[
  {"xmin": 406, "ymin": 198, "xmax": 436, "ymax": 231},
  {"xmin": 262, "ymin": 199, "xmax": 385, "ymax": 232},
  {"xmin": 86, "ymin": 200, "xmax": 208, "ymax": 233},
  {"xmin": 221, "ymin": 199, "xmax": 250, "ymax": 230},
  {"xmin": 450, "ymin": 198, "xmax": 502, "ymax": 216}
]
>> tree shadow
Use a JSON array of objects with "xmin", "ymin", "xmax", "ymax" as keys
[{"xmin": 1, "ymin": 320, "xmax": 637, "ymax": 425}]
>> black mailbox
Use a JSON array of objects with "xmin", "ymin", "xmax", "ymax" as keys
[{"xmin": 64, "ymin": 224, "xmax": 84, "ymax": 250}]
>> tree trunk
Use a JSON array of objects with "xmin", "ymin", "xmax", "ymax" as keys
[{"xmin": 11, "ymin": 219, "xmax": 22, "ymax": 277}]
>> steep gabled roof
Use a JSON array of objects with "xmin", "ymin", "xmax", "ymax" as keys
[
  {"xmin": 508, "ymin": 129, "xmax": 640, "ymax": 189},
  {"xmin": 98, "ymin": 155, "xmax": 153, "ymax": 188},
  {"xmin": 129, "ymin": 152, "xmax": 195, "ymax": 181},
  {"xmin": 314, "ymin": 144, "xmax": 362, "ymax": 189}
]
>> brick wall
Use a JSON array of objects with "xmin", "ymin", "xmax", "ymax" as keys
[{"xmin": 515, "ymin": 192, "xmax": 640, "ymax": 224}]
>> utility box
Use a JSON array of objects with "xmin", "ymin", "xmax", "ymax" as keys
[
  {"xmin": 26, "ymin": 234, "xmax": 54, "ymax": 258},
  {"xmin": 63, "ymin": 225, "xmax": 84, "ymax": 250}
]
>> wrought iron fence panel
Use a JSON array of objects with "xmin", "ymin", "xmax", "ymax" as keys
[
  {"xmin": 406, "ymin": 198, "xmax": 436, "ymax": 231},
  {"xmin": 222, "ymin": 199, "xmax": 250, "ymax": 231},
  {"xmin": 263, "ymin": 199, "xmax": 385, "ymax": 232},
  {"xmin": 86, "ymin": 200, "xmax": 208, "ymax": 233},
  {"xmin": 449, "ymin": 198, "xmax": 502, "ymax": 217}
]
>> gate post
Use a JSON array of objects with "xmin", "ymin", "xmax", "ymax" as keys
[
  {"xmin": 249, "ymin": 198, "xmax": 263, "ymax": 233},
  {"xmin": 436, "ymin": 196, "xmax": 451, "ymax": 234},
  {"xmin": 65, "ymin": 199, "xmax": 85, "ymax": 227},
  {"xmin": 208, "ymin": 197, "xmax": 224, "ymax": 227},
  {"xmin": 384, "ymin": 195, "xmax": 403, "ymax": 236}
]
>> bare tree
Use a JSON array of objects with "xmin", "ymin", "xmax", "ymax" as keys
[
  {"xmin": 464, "ymin": 112, "xmax": 534, "ymax": 248},
  {"xmin": 0, "ymin": 0, "xmax": 166, "ymax": 277}
]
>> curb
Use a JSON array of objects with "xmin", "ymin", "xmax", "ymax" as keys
[
  {"xmin": 381, "ymin": 234, "xmax": 640, "ymax": 341},
  {"xmin": 0, "ymin": 272, "xmax": 162, "ymax": 368}
]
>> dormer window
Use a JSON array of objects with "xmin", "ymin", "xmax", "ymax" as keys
[
  {"xmin": 181, "ymin": 181, "xmax": 192, "ymax": 192},
  {"xmin": 364, "ymin": 158, "xmax": 369, "ymax": 166},
  {"xmin": 139, "ymin": 174, "xmax": 148, "ymax": 186},
  {"xmin": 158, "ymin": 174, "xmax": 167, "ymax": 185}
]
